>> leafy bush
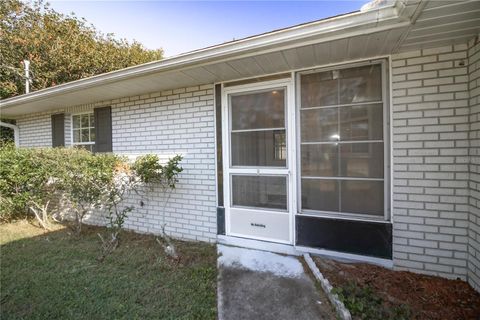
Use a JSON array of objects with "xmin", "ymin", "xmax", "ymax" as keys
[
  {"xmin": 1, "ymin": 144, "xmax": 184, "ymax": 261},
  {"xmin": 62, "ymin": 151, "xmax": 120, "ymax": 234},
  {"xmin": 0, "ymin": 144, "xmax": 61, "ymax": 223},
  {"xmin": 332, "ymin": 282, "xmax": 411, "ymax": 320},
  {"xmin": 132, "ymin": 154, "xmax": 183, "ymax": 187},
  {"xmin": 0, "ymin": 144, "xmax": 120, "ymax": 228}
]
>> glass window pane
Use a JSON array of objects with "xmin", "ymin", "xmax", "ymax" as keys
[
  {"xmin": 340, "ymin": 104, "xmax": 383, "ymax": 141},
  {"xmin": 339, "ymin": 64, "xmax": 382, "ymax": 104},
  {"xmin": 274, "ymin": 131, "xmax": 286, "ymax": 161},
  {"xmin": 341, "ymin": 180, "xmax": 384, "ymax": 216},
  {"xmin": 231, "ymin": 130, "xmax": 286, "ymax": 167},
  {"xmin": 301, "ymin": 179, "xmax": 339, "ymax": 212},
  {"xmin": 301, "ymin": 71, "xmax": 338, "ymax": 107},
  {"xmin": 81, "ymin": 114, "xmax": 89, "ymax": 128},
  {"xmin": 81, "ymin": 129, "xmax": 90, "ymax": 142},
  {"xmin": 301, "ymin": 108, "xmax": 338, "ymax": 142},
  {"xmin": 90, "ymin": 128, "xmax": 96, "ymax": 142},
  {"xmin": 232, "ymin": 175, "xmax": 287, "ymax": 210},
  {"xmin": 301, "ymin": 144, "xmax": 339, "ymax": 177},
  {"xmin": 340, "ymin": 143, "xmax": 384, "ymax": 178},
  {"xmin": 231, "ymin": 89, "xmax": 285, "ymax": 130},
  {"xmin": 72, "ymin": 115, "xmax": 80, "ymax": 129},
  {"xmin": 73, "ymin": 129, "xmax": 80, "ymax": 143}
]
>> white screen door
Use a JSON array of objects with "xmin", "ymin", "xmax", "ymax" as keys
[{"xmin": 222, "ymin": 79, "xmax": 295, "ymax": 244}]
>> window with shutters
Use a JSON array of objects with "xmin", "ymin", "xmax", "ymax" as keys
[{"xmin": 72, "ymin": 112, "xmax": 95, "ymax": 152}]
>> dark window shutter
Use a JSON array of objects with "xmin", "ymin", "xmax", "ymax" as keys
[
  {"xmin": 51, "ymin": 113, "xmax": 65, "ymax": 147},
  {"xmin": 94, "ymin": 106, "xmax": 112, "ymax": 153},
  {"xmin": 215, "ymin": 84, "xmax": 224, "ymax": 207}
]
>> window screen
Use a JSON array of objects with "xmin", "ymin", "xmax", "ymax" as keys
[{"xmin": 299, "ymin": 63, "xmax": 386, "ymax": 218}]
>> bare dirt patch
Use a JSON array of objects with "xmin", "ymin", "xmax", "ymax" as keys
[{"xmin": 314, "ymin": 257, "xmax": 480, "ymax": 320}]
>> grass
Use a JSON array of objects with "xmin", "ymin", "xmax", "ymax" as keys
[
  {"xmin": 0, "ymin": 221, "xmax": 217, "ymax": 320},
  {"xmin": 332, "ymin": 282, "xmax": 411, "ymax": 320}
]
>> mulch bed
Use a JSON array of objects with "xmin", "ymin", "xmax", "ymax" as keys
[{"xmin": 314, "ymin": 257, "xmax": 480, "ymax": 320}]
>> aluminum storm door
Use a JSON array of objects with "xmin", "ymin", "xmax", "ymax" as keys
[{"xmin": 223, "ymin": 80, "xmax": 294, "ymax": 244}]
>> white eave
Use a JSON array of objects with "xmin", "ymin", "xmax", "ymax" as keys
[{"xmin": 2, "ymin": 0, "xmax": 478, "ymax": 118}]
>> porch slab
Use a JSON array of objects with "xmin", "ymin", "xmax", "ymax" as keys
[{"xmin": 217, "ymin": 244, "xmax": 335, "ymax": 320}]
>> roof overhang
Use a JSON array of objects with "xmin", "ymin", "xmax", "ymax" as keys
[{"xmin": 1, "ymin": 0, "xmax": 478, "ymax": 118}]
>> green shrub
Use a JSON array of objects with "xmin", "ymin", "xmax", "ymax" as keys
[
  {"xmin": 0, "ymin": 144, "xmax": 119, "ymax": 226},
  {"xmin": 0, "ymin": 144, "xmax": 183, "ymax": 250},
  {"xmin": 0, "ymin": 144, "xmax": 60, "ymax": 222},
  {"xmin": 332, "ymin": 282, "xmax": 411, "ymax": 320},
  {"xmin": 132, "ymin": 154, "xmax": 183, "ymax": 187},
  {"xmin": 62, "ymin": 151, "xmax": 120, "ymax": 234}
]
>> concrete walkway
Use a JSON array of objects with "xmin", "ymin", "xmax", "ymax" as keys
[{"xmin": 217, "ymin": 245, "xmax": 335, "ymax": 320}]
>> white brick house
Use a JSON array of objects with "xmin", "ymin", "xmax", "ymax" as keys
[{"xmin": 1, "ymin": 0, "xmax": 479, "ymax": 291}]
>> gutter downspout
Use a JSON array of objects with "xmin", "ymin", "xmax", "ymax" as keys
[{"xmin": 0, "ymin": 121, "xmax": 20, "ymax": 146}]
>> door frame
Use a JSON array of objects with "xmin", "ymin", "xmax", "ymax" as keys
[{"xmin": 221, "ymin": 77, "xmax": 297, "ymax": 244}]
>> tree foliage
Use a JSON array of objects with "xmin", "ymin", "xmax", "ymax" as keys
[{"xmin": 0, "ymin": 0, "xmax": 163, "ymax": 99}]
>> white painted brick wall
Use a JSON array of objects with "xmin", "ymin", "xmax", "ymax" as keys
[
  {"xmin": 16, "ymin": 85, "xmax": 217, "ymax": 242},
  {"xmin": 392, "ymin": 43, "xmax": 475, "ymax": 282},
  {"xmin": 468, "ymin": 36, "xmax": 480, "ymax": 292},
  {"xmin": 17, "ymin": 113, "xmax": 52, "ymax": 147}
]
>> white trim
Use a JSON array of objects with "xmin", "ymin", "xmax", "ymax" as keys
[
  {"xmin": 227, "ymin": 231, "xmax": 292, "ymax": 245},
  {"xmin": 228, "ymin": 168, "xmax": 289, "ymax": 174},
  {"xmin": 388, "ymin": 55, "xmax": 394, "ymax": 223},
  {"xmin": 300, "ymin": 100, "xmax": 384, "ymax": 110},
  {"xmin": 295, "ymin": 58, "xmax": 391, "ymax": 222},
  {"xmin": 301, "ymin": 176, "xmax": 384, "ymax": 181},
  {"xmin": 231, "ymin": 127, "xmax": 285, "ymax": 133},
  {"xmin": 300, "ymin": 140, "xmax": 384, "ymax": 144},
  {"xmin": 287, "ymin": 71, "xmax": 298, "ymax": 249},
  {"xmin": 0, "ymin": 121, "xmax": 19, "ymax": 146},
  {"xmin": 70, "ymin": 112, "xmax": 95, "ymax": 146},
  {"xmin": 299, "ymin": 211, "xmax": 391, "ymax": 223}
]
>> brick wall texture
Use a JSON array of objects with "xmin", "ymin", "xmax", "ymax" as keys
[
  {"xmin": 467, "ymin": 36, "xmax": 480, "ymax": 291},
  {"xmin": 16, "ymin": 85, "xmax": 217, "ymax": 243},
  {"xmin": 15, "ymin": 38, "xmax": 480, "ymax": 289},
  {"xmin": 391, "ymin": 38, "xmax": 479, "ymax": 290}
]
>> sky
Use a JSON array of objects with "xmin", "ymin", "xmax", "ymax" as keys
[{"xmin": 48, "ymin": 1, "xmax": 369, "ymax": 57}]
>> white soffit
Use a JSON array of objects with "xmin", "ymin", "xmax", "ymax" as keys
[{"xmin": 398, "ymin": 0, "xmax": 480, "ymax": 52}]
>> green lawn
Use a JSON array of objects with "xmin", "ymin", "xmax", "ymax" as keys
[{"xmin": 0, "ymin": 221, "xmax": 217, "ymax": 320}]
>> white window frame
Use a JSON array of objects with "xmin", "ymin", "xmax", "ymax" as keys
[
  {"xmin": 295, "ymin": 59, "xmax": 391, "ymax": 222},
  {"xmin": 71, "ymin": 112, "xmax": 95, "ymax": 149}
]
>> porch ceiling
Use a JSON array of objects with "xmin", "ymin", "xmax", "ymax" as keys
[{"xmin": 398, "ymin": 0, "xmax": 480, "ymax": 52}]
